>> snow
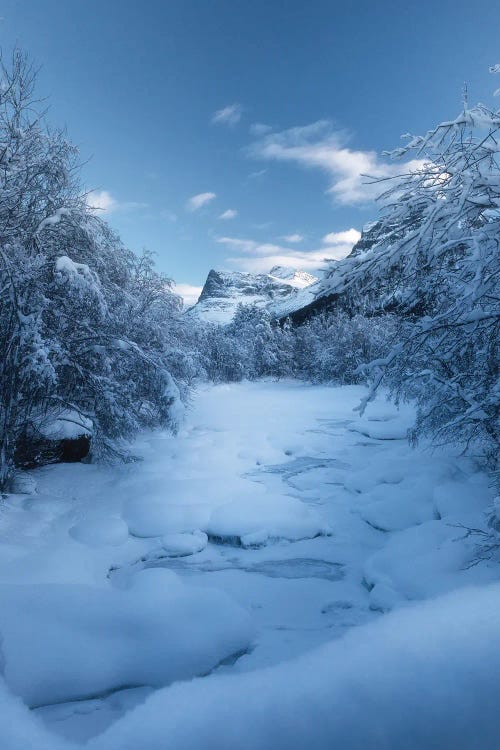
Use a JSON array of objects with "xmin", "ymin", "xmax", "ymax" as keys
[
  {"xmin": 188, "ymin": 267, "xmax": 317, "ymax": 323},
  {"xmin": 69, "ymin": 517, "xmax": 129, "ymax": 547},
  {"xmin": 55, "ymin": 255, "xmax": 93, "ymax": 281},
  {"xmin": 205, "ymin": 493, "xmax": 330, "ymax": 547},
  {"xmin": 0, "ymin": 381, "xmax": 497, "ymax": 747},
  {"xmin": 268, "ymin": 265, "xmax": 316, "ymax": 288},
  {"xmin": 37, "ymin": 207, "xmax": 72, "ymax": 232},
  {"xmin": 40, "ymin": 409, "xmax": 93, "ymax": 439},
  {"xmin": 85, "ymin": 583, "xmax": 500, "ymax": 750},
  {"xmin": 0, "ymin": 570, "xmax": 254, "ymax": 708},
  {"xmin": 161, "ymin": 530, "xmax": 208, "ymax": 557},
  {"xmin": 123, "ymin": 497, "xmax": 210, "ymax": 537}
]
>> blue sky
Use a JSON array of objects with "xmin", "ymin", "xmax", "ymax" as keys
[{"xmin": 1, "ymin": 0, "xmax": 499, "ymax": 302}]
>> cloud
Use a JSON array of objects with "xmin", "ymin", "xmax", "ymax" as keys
[
  {"xmin": 186, "ymin": 192, "xmax": 216, "ymax": 212},
  {"xmin": 212, "ymin": 103, "xmax": 243, "ymax": 126},
  {"xmin": 249, "ymin": 123, "xmax": 273, "ymax": 136},
  {"xmin": 173, "ymin": 282, "xmax": 203, "ymax": 308},
  {"xmin": 219, "ymin": 209, "xmax": 238, "ymax": 220},
  {"xmin": 322, "ymin": 228, "xmax": 361, "ymax": 245},
  {"xmin": 216, "ymin": 229, "xmax": 359, "ymax": 273},
  {"xmin": 87, "ymin": 190, "xmax": 147, "ymax": 214},
  {"xmin": 249, "ymin": 120, "xmax": 424, "ymax": 205},
  {"xmin": 248, "ymin": 168, "xmax": 267, "ymax": 179},
  {"xmin": 281, "ymin": 233, "xmax": 303, "ymax": 243},
  {"xmin": 87, "ymin": 190, "xmax": 116, "ymax": 213}
]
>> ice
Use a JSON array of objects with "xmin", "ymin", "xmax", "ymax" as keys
[{"xmin": 205, "ymin": 493, "xmax": 331, "ymax": 547}]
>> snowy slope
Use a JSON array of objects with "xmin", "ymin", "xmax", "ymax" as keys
[{"xmin": 187, "ymin": 266, "xmax": 317, "ymax": 324}]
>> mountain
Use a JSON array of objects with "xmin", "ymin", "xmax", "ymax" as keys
[
  {"xmin": 272, "ymin": 221, "xmax": 386, "ymax": 324},
  {"xmin": 188, "ymin": 266, "xmax": 317, "ymax": 324}
]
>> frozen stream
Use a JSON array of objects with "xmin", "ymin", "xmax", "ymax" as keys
[{"xmin": 0, "ymin": 381, "xmax": 496, "ymax": 745}]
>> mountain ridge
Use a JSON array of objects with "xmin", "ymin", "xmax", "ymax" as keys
[{"xmin": 189, "ymin": 266, "xmax": 318, "ymax": 324}]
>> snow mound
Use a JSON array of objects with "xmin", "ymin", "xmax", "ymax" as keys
[
  {"xmin": 87, "ymin": 583, "xmax": 500, "ymax": 750},
  {"xmin": 123, "ymin": 498, "xmax": 210, "ymax": 538},
  {"xmin": 359, "ymin": 482, "xmax": 436, "ymax": 532},
  {"xmin": 363, "ymin": 521, "xmax": 480, "ymax": 600},
  {"xmin": 69, "ymin": 517, "xmax": 129, "ymax": 547},
  {"xmin": 433, "ymin": 473, "xmax": 492, "ymax": 521},
  {"xmin": 349, "ymin": 418, "xmax": 410, "ymax": 441},
  {"xmin": 0, "ymin": 571, "xmax": 254, "ymax": 707},
  {"xmin": 361, "ymin": 496, "xmax": 435, "ymax": 532},
  {"xmin": 161, "ymin": 530, "xmax": 208, "ymax": 557},
  {"xmin": 205, "ymin": 494, "xmax": 331, "ymax": 547}
]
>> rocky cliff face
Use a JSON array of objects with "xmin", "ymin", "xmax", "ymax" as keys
[{"xmin": 189, "ymin": 266, "xmax": 317, "ymax": 324}]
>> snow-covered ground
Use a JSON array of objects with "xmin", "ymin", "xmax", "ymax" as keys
[{"xmin": 0, "ymin": 381, "xmax": 498, "ymax": 749}]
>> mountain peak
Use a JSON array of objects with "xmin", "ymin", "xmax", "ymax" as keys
[{"xmin": 188, "ymin": 267, "xmax": 318, "ymax": 324}]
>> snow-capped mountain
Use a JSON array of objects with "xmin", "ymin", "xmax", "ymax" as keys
[{"xmin": 188, "ymin": 266, "xmax": 317, "ymax": 324}]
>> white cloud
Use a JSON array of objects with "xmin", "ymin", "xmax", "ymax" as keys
[
  {"xmin": 212, "ymin": 103, "xmax": 243, "ymax": 126},
  {"xmin": 250, "ymin": 120, "xmax": 424, "ymax": 205},
  {"xmin": 87, "ymin": 190, "xmax": 147, "ymax": 214},
  {"xmin": 87, "ymin": 190, "xmax": 116, "ymax": 213},
  {"xmin": 322, "ymin": 228, "xmax": 361, "ymax": 245},
  {"xmin": 173, "ymin": 282, "xmax": 203, "ymax": 308},
  {"xmin": 281, "ymin": 233, "xmax": 303, "ymax": 243},
  {"xmin": 250, "ymin": 123, "xmax": 273, "ymax": 136},
  {"xmin": 216, "ymin": 229, "xmax": 359, "ymax": 273},
  {"xmin": 219, "ymin": 209, "xmax": 238, "ymax": 220},
  {"xmin": 186, "ymin": 192, "xmax": 216, "ymax": 212},
  {"xmin": 248, "ymin": 168, "xmax": 267, "ymax": 179}
]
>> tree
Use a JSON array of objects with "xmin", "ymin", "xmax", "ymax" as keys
[
  {"xmin": 0, "ymin": 50, "xmax": 184, "ymax": 489},
  {"xmin": 350, "ymin": 92, "xmax": 500, "ymax": 467}
]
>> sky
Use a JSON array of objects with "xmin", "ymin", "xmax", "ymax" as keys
[{"xmin": 1, "ymin": 0, "xmax": 499, "ymax": 304}]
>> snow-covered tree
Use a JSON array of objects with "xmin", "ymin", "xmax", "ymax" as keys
[
  {"xmin": 349, "ymin": 90, "xmax": 500, "ymax": 466},
  {"xmin": 0, "ymin": 50, "xmax": 185, "ymax": 489}
]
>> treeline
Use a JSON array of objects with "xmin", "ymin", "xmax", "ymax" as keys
[{"xmin": 200, "ymin": 305, "xmax": 397, "ymax": 385}]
